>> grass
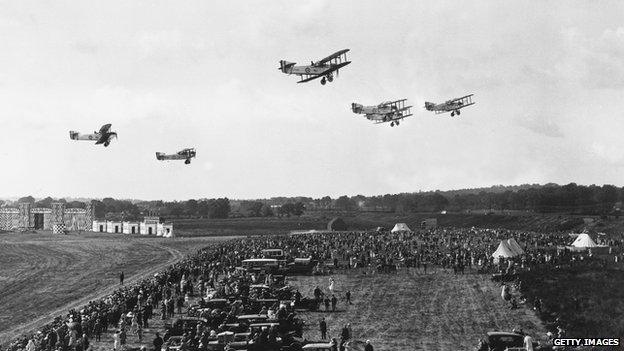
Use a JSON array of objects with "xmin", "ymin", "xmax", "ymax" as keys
[
  {"xmin": 519, "ymin": 265, "xmax": 624, "ymax": 338},
  {"xmin": 0, "ymin": 231, "xmax": 233, "ymax": 345},
  {"xmin": 288, "ymin": 268, "xmax": 546, "ymax": 351}
]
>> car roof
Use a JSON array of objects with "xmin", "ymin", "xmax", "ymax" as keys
[
  {"xmin": 242, "ymin": 258, "xmax": 278, "ymax": 262},
  {"xmin": 175, "ymin": 317, "xmax": 208, "ymax": 322},
  {"xmin": 250, "ymin": 323, "xmax": 280, "ymax": 327},
  {"xmin": 487, "ymin": 331, "xmax": 523, "ymax": 337},
  {"xmin": 237, "ymin": 314, "xmax": 269, "ymax": 319},
  {"xmin": 302, "ymin": 343, "xmax": 333, "ymax": 350}
]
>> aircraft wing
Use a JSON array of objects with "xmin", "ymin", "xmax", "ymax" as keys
[
  {"xmin": 98, "ymin": 124, "xmax": 112, "ymax": 134},
  {"xmin": 450, "ymin": 94, "xmax": 475, "ymax": 108},
  {"xmin": 390, "ymin": 113, "xmax": 413, "ymax": 121},
  {"xmin": 382, "ymin": 99, "xmax": 408, "ymax": 107},
  {"xmin": 297, "ymin": 74, "xmax": 324, "ymax": 83},
  {"xmin": 297, "ymin": 61, "xmax": 351, "ymax": 83},
  {"xmin": 316, "ymin": 49, "xmax": 350, "ymax": 66}
]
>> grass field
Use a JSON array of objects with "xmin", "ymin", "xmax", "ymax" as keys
[
  {"xmin": 289, "ymin": 268, "xmax": 546, "ymax": 351},
  {"xmin": 519, "ymin": 265, "xmax": 624, "ymax": 338},
  {"xmin": 0, "ymin": 231, "xmax": 236, "ymax": 345},
  {"xmin": 172, "ymin": 212, "xmax": 624, "ymax": 238}
]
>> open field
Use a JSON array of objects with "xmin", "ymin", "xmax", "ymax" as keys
[
  {"xmin": 289, "ymin": 268, "xmax": 546, "ymax": 351},
  {"xmin": 82, "ymin": 267, "xmax": 546, "ymax": 351},
  {"xmin": 520, "ymin": 265, "xmax": 624, "ymax": 338},
  {"xmin": 172, "ymin": 212, "xmax": 624, "ymax": 237},
  {"xmin": 0, "ymin": 231, "xmax": 236, "ymax": 344}
]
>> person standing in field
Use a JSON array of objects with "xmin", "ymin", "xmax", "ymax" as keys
[
  {"xmin": 345, "ymin": 290, "xmax": 352, "ymax": 305},
  {"xmin": 119, "ymin": 271, "xmax": 124, "ymax": 285},
  {"xmin": 153, "ymin": 333, "xmax": 164, "ymax": 351},
  {"xmin": 331, "ymin": 295, "xmax": 337, "ymax": 312},
  {"xmin": 524, "ymin": 334, "xmax": 534, "ymax": 351},
  {"xmin": 113, "ymin": 330, "xmax": 120, "ymax": 351},
  {"xmin": 364, "ymin": 340, "xmax": 374, "ymax": 351},
  {"xmin": 319, "ymin": 318, "xmax": 327, "ymax": 340}
]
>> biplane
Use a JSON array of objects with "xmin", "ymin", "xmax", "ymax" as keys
[
  {"xmin": 424, "ymin": 94, "xmax": 475, "ymax": 117},
  {"xmin": 69, "ymin": 123, "xmax": 117, "ymax": 147},
  {"xmin": 156, "ymin": 148, "xmax": 196, "ymax": 165},
  {"xmin": 351, "ymin": 99, "xmax": 413, "ymax": 127},
  {"xmin": 278, "ymin": 49, "xmax": 351, "ymax": 85}
]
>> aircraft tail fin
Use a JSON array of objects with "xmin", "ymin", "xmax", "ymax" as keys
[
  {"xmin": 69, "ymin": 131, "xmax": 79, "ymax": 140},
  {"xmin": 424, "ymin": 102, "xmax": 435, "ymax": 110},
  {"xmin": 156, "ymin": 152, "xmax": 164, "ymax": 160},
  {"xmin": 351, "ymin": 103, "xmax": 363, "ymax": 113},
  {"xmin": 279, "ymin": 60, "xmax": 296, "ymax": 73}
]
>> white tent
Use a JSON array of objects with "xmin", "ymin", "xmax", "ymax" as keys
[
  {"xmin": 507, "ymin": 238, "xmax": 524, "ymax": 256},
  {"xmin": 571, "ymin": 233, "xmax": 598, "ymax": 248},
  {"xmin": 391, "ymin": 223, "xmax": 412, "ymax": 232},
  {"xmin": 492, "ymin": 240, "xmax": 517, "ymax": 263}
]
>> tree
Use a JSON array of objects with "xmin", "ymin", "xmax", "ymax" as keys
[
  {"xmin": 335, "ymin": 196, "xmax": 356, "ymax": 211},
  {"xmin": 185, "ymin": 199, "xmax": 198, "ymax": 216},
  {"xmin": 18, "ymin": 196, "xmax": 35, "ymax": 204},
  {"xmin": 35, "ymin": 197, "xmax": 54, "ymax": 208},
  {"xmin": 260, "ymin": 204, "xmax": 273, "ymax": 217}
]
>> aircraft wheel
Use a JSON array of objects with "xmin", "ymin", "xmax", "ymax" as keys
[
  {"xmin": 320, "ymin": 78, "xmax": 326, "ymax": 85},
  {"xmin": 456, "ymin": 110, "xmax": 461, "ymax": 115},
  {"xmin": 451, "ymin": 112, "xmax": 455, "ymax": 117},
  {"xmin": 327, "ymin": 75, "xmax": 334, "ymax": 82},
  {"xmin": 104, "ymin": 141, "xmax": 110, "ymax": 147},
  {"xmin": 185, "ymin": 159, "xmax": 191, "ymax": 165},
  {"xmin": 396, "ymin": 121, "xmax": 400, "ymax": 126},
  {"xmin": 390, "ymin": 122, "xmax": 394, "ymax": 127}
]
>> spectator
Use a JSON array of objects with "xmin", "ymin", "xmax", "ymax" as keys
[
  {"xmin": 153, "ymin": 333, "xmax": 163, "ymax": 351},
  {"xmin": 524, "ymin": 334, "xmax": 534, "ymax": 351},
  {"xmin": 364, "ymin": 340, "xmax": 374, "ymax": 351},
  {"xmin": 319, "ymin": 318, "xmax": 327, "ymax": 340},
  {"xmin": 345, "ymin": 290, "xmax": 352, "ymax": 305},
  {"xmin": 331, "ymin": 295, "xmax": 337, "ymax": 311},
  {"xmin": 119, "ymin": 272, "xmax": 124, "ymax": 285}
]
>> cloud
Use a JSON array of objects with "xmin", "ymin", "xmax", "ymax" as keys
[
  {"xmin": 560, "ymin": 27, "xmax": 624, "ymax": 89},
  {"xmin": 72, "ymin": 40, "xmax": 99, "ymax": 55},
  {"xmin": 135, "ymin": 30, "xmax": 212, "ymax": 63},
  {"xmin": 591, "ymin": 142, "xmax": 624, "ymax": 166},
  {"xmin": 516, "ymin": 114, "xmax": 564, "ymax": 138}
]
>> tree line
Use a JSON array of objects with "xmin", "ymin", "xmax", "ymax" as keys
[{"xmin": 7, "ymin": 183, "xmax": 624, "ymax": 218}]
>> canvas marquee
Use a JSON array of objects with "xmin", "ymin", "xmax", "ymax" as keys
[{"xmin": 391, "ymin": 223, "xmax": 412, "ymax": 232}]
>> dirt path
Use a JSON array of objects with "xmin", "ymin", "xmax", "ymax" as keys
[{"xmin": 0, "ymin": 240, "xmax": 185, "ymax": 345}]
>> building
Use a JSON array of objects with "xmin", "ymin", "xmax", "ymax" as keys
[
  {"xmin": 0, "ymin": 202, "xmax": 93, "ymax": 233},
  {"xmin": 93, "ymin": 217, "xmax": 174, "ymax": 237},
  {"xmin": 122, "ymin": 222, "xmax": 140, "ymax": 235}
]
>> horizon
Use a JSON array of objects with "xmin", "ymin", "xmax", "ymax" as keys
[
  {"xmin": 2, "ymin": 1, "xmax": 624, "ymax": 200},
  {"xmin": 1, "ymin": 181, "xmax": 621, "ymax": 203}
]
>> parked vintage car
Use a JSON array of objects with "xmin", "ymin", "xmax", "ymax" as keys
[
  {"xmin": 163, "ymin": 317, "xmax": 209, "ymax": 341},
  {"xmin": 161, "ymin": 336, "xmax": 184, "ymax": 351},
  {"xmin": 476, "ymin": 331, "xmax": 536, "ymax": 351}
]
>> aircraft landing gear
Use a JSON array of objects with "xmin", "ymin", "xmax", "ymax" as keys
[
  {"xmin": 327, "ymin": 74, "xmax": 334, "ymax": 82},
  {"xmin": 104, "ymin": 141, "xmax": 110, "ymax": 147},
  {"xmin": 395, "ymin": 120, "xmax": 400, "ymax": 126},
  {"xmin": 456, "ymin": 109, "xmax": 461, "ymax": 116},
  {"xmin": 390, "ymin": 122, "xmax": 395, "ymax": 127},
  {"xmin": 320, "ymin": 77, "xmax": 326, "ymax": 85},
  {"xmin": 451, "ymin": 111, "xmax": 455, "ymax": 117},
  {"xmin": 185, "ymin": 159, "xmax": 191, "ymax": 165}
]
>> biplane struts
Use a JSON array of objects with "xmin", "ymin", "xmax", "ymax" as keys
[
  {"xmin": 69, "ymin": 123, "xmax": 117, "ymax": 147},
  {"xmin": 279, "ymin": 49, "xmax": 351, "ymax": 85},
  {"xmin": 424, "ymin": 94, "xmax": 475, "ymax": 117},
  {"xmin": 352, "ymin": 99, "xmax": 413, "ymax": 127}
]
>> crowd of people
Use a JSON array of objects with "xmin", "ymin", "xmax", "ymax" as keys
[{"xmin": 3, "ymin": 226, "xmax": 622, "ymax": 351}]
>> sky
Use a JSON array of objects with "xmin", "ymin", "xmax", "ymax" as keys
[{"xmin": 1, "ymin": 1, "xmax": 624, "ymax": 200}]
